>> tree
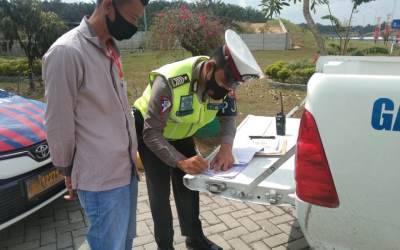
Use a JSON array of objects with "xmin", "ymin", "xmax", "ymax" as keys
[
  {"xmin": 260, "ymin": 0, "xmax": 328, "ymax": 55},
  {"xmin": 42, "ymin": 0, "xmax": 95, "ymax": 25},
  {"xmin": 150, "ymin": 5, "xmax": 226, "ymax": 56},
  {"xmin": 323, "ymin": 0, "xmax": 375, "ymax": 54},
  {"xmin": 260, "ymin": 0, "xmax": 376, "ymax": 55},
  {"xmin": 321, "ymin": 14, "xmax": 347, "ymax": 54},
  {"xmin": 0, "ymin": 0, "xmax": 66, "ymax": 91}
]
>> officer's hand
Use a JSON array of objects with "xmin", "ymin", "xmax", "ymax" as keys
[
  {"xmin": 63, "ymin": 176, "xmax": 77, "ymax": 201},
  {"xmin": 211, "ymin": 144, "xmax": 234, "ymax": 172},
  {"xmin": 177, "ymin": 156, "xmax": 208, "ymax": 175}
]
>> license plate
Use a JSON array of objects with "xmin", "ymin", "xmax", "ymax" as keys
[{"xmin": 25, "ymin": 169, "xmax": 64, "ymax": 200}]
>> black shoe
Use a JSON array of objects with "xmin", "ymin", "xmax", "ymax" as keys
[
  {"xmin": 157, "ymin": 247, "xmax": 175, "ymax": 250},
  {"xmin": 156, "ymin": 242, "xmax": 174, "ymax": 250},
  {"xmin": 185, "ymin": 235, "xmax": 223, "ymax": 250}
]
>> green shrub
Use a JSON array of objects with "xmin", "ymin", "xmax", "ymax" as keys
[
  {"xmin": 269, "ymin": 65, "xmax": 282, "ymax": 79},
  {"xmin": 347, "ymin": 47, "xmax": 388, "ymax": 56},
  {"xmin": 269, "ymin": 60, "xmax": 286, "ymax": 67},
  {"xmin": 32, "ymin": 61, "xmax": 41, "ymax": 75},
  {"xmin": 277, "ymin": 68, "xmax": 291, "ymax": 82},
  {"xmin": 363, "ymin": 47, "xmax": 389, "ymax": 55},
  {"xmin": 350, "ymin": 50, "xmax": 365, "ymax": 56},
  {"xmin": 266, "ymin": 59, "xmax": 316, "ymax": 84},
  {"xmin": 287, "ymin": 59, "xmax": 314, "ymax": 71},
  {"xmin": 265, "ymin": 60, "xmax": 287, "ymax": 79},
  {"xmin": 328, "ymin": 43, "xmax": 389, "ymax": 56},
  {"xmin": 296, "ymin": 67, "xmax": 315, "ymax": 78},
  {"xmin": 0, "ymin": 59, "xmax": 42, "ymax": 77}
]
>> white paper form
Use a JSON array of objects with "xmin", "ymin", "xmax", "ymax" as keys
[
  {"xmin": 204, "ymin": 165, "xmax": 245, "ymax": 179},
  {"xmin": 202, "ymin": 116, "xmax": 277, "ymax": 179},
  {"xmin": 203, "ymin": 144, "xmax": 263, "ymax": 179}
]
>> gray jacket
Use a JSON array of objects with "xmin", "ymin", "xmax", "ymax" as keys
[{"xmin": 43, "ymin": 17, "xmax": 138, "ymax": 191}]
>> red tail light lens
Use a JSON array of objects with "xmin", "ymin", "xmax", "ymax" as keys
[{"xmin": 295, "ymin": 109, "xmax": 339, "ymax": 208}]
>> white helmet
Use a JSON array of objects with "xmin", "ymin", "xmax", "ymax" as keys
[{"xmin": 223, "ymin": 29, "xmax": 265, "ymax": 83}]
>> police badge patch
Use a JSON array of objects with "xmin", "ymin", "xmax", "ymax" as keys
[
  {"xmin": 169, "ymin": 74, "xmax": 190, "ymax": 88},
  {"xmin": 176, "ymin": 95, "xmax": 194, "ymax": 116},
  {"xmin": 160, "ymin": 96, "xmax": 172, "ymax": 115}
]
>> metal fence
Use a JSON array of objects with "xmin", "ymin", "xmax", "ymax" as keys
[
  {"xmin": 116, "ymin": 31, "xmax": 292, "ymax": 51},
  {"xmin": 116, "ymin": 31, "xmax": 149, "ymax": 51},
  {"xmin": 238, "ymin": 33, "xmax": 292, "ymax": 51},
  {"xmin": 0, "ymin": 44, "xmax": 25, "ymax": 57}
]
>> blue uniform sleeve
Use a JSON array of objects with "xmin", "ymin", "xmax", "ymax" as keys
[
  {"xmin": 217, "ymin": 95, "xmax": 237, "ymax": 116},
  {"xmin": 217, "ymin": 95, "xmax": 237, "ymax": 145}
]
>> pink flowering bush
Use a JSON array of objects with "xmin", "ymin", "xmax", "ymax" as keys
[{"xmin": 150, "ymin": 5, "xmax": 225, "ymax": 56}]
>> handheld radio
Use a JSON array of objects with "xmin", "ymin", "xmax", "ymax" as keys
[{"xmin": 275, "ymin": 92, "xmax": 286, "ymax": 135}]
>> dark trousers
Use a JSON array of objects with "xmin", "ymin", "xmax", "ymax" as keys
[{"xmin": 134, "ymin": 110, "xmax": 203, "ymax": 249}]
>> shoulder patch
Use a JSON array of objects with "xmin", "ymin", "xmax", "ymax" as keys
[
  {"xmin": 217, "ymin": 96, "xmax": 237, "ymax": 116},
  {"xmin": 160, "ymin": 96, "xmax": 172, "ymax": 115},
  {"xmin": 169, "ymin": 74, "xmax": 190, "ymax": 88}
]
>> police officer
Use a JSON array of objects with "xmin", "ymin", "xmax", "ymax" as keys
[{"xmin": 133, "ymin": 30, "xmax": 264, "ymax": 250}]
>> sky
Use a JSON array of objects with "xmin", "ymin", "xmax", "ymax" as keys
[{"xmin": 65, "ymin": 0, "xmax": 400, "ymax": 26}]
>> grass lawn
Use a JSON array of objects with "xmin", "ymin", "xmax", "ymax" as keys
[
  {"xmin": 0, "ymin": 48, "xmax": 313, "ymax": 111},
  {"xmin": 122, "ymin": 49, "xmax": 314, "ymax": 106}
]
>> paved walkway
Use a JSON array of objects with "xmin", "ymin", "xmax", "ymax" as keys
[{"xmin": 0, "ymin": 179, "xmax": 309, "ymax": 250}]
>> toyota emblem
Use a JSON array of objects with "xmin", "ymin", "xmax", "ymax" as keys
[{"xmin": 34, "ymin": 144, "xmax": 50, "ymax": 160}]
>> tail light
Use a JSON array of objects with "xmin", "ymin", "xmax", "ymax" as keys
[{"xmin": 295, "ymin": 109, "xmax": 339, "ymax": 208}]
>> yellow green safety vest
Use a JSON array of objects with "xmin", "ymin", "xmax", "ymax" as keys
[{"xmin": 134, "ymin": 56, "xmax": 222, "ymax": 140}]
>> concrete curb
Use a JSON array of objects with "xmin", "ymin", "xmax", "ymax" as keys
[{"xmin": 266, "ymin": 79, "xmax": 307, "ymax": 91}]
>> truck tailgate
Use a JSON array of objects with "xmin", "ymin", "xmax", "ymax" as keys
[{"xmin": 296, "ymin": 57, "xmax": 400, "ymax": 250}]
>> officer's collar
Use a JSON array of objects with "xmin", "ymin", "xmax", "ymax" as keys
[{"xmin": 190, "ymin": 61, "xmax": 205, "ymax": 94}]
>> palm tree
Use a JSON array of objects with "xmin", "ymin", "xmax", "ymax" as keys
[{"xmin": 302, "ymin": 0, "xmax": 327, "ymax": 55}]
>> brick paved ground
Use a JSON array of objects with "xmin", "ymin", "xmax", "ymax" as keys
[{"xmin": 0, "ymin": 179, "xmax": 309, "ymax": 250}]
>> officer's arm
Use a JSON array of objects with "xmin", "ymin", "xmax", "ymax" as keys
[
  {"xmin": 218, "ymin": 95, "xmax": 237, "ymax": 146},
  {"xmin": 210, "ymin": 95, "xmax": 237, "ymax": 171},
  {"xmin": 142, "ymin": 76, "xmax": 187, "ymax": 167}
]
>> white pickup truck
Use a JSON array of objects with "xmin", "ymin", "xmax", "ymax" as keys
[
  {"xmin": 296, "ymin": 56, "xmax": 400, "ymax": 250},
  {"xmin": 185, "ymin": 56, "xmax": 400, "ymax": 250}
]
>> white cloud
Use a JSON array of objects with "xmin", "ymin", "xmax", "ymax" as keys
[
  {"xmin": 250, "ymin": 0, "xmax": 399, "ymax": 25},
  {"xmin": 239, "ymin": 0, "xmax": 248, "ymax": 8}
]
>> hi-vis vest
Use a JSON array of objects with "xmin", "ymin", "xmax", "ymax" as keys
[{"xmin": 134, "ymin": 56, "xmax": 223, "ymax": 140}]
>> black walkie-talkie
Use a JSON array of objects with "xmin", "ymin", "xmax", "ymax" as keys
[{"xmin": 276, "ymin": 92, "xmax": 286, "ymax": 136}]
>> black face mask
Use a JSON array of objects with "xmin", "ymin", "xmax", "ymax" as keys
[
  {"xmin": 106, "ymin": 2, "xmax": 138, "ymax": 41},
  {"xmin": 203, "ymin": 67, "xmax": 229, "ymax": 100}
]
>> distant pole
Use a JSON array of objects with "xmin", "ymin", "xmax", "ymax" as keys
[
  {"xmin": 143, "ymin": 8, "xmax": 148, "ymax": 50},
  {"xmin": 144, "ymin": 8, "xmax": 148, "ymax": 32},
  {"xmin": 374, "ymin": 16, "xmax": 381, "ymax": 44}
]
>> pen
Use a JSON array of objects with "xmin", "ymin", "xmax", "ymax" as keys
[{"xmin": 249, "ymin": 135, "xmax": 276, "ymax": 139}]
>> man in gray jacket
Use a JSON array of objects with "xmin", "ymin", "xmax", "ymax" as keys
[{"xmin": 43, "ymin": 0, "xmax": 147, "ymax": 249}]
